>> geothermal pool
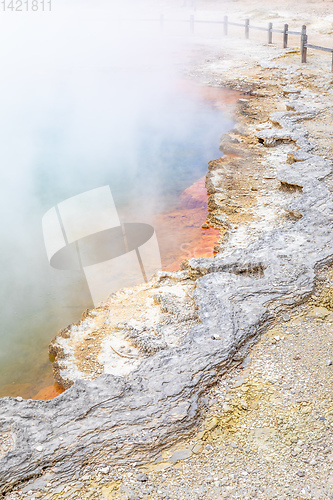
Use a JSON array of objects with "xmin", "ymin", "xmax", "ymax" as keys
[{"xmin": 0, "ymin": 81, "xmax": 235, "ymax": 399}]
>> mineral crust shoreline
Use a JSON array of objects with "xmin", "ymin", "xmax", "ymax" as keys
[{"xmin": 1, "ymin": 24, "xmax": 333, "ymax": 498}]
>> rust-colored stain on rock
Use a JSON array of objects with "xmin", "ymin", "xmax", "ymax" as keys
[
  {"xmin": 32, "ymin": 383, "xmax": 65, "ymax": 401},
  {"xmin": 154, "ymin": 176, "xmax": 221, "ymax": 272}
]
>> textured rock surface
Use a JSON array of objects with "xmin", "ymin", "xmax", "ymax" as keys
[
  {"xmin": 49, "ymin": 276, "xmax": 199, "ymax": 388},
  {"xmin": 2, "ymin": 32, "xmax": 333, "ymax": 500}
]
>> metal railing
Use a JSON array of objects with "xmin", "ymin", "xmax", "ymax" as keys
[{"xmin": 159, "ymin": 14, "xmax": 333, "ymax": 72}]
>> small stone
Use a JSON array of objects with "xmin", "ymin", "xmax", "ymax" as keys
[
  {"xmin": 99, "ymin": 466, "xmax": 110, "ymax": 474},
  {"xmin": 206, "ymin": 444, "xmax": 213, "ymax": 451},
  {"xmin": 308, "ymin": 306, "xmax": 330, "ymax": 320},
  {"xmin": 296, "ymin": 471, "xmax": 305, "ymax": 477},
  {"xmin": 206, "ymin": 416, "xmax": 219, "ymax": 431},
  {"xmin": 222, "ymin": 403, "xmax": 232, "ymax": 412},
  {"xmin": 240, "ymin": 400, "xmax": 248, "ymax": 410},
  {"xmin": 136, "ymin": 473, "xmax": 148, "ymax": 482},
  {"xmin": 192, "ymin": 443, "xmax": 203, "ymax": 454},
  {"xmin": 327, "ymin": 360, "xmax": 332, "ymax": 366},
  {"xmin": 211, "ymin": 334, "xmax": 221, "ymax": 340},
  {"xmin": 16, "ymin": 397, "xmax": 23, "ymax": 402},
  {"xmin": 169, "ymin": 449, "xmax": 192, "ymax": 462},
  {"xmin": 35, "ymin": 446, "xmax": 43, "ymax": 452},
  {"xmin": 282, "ymin": 314, "xmax": 290, "ymax": 322}
]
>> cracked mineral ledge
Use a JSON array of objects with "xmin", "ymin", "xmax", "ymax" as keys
[{"xmin": 2, "ymin": 5, "xmax": 333, "ymax": 498}]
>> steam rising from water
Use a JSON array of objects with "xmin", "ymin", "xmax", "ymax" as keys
[{"xmin": 0, "ymin": 0, "xmax": 231, "ymax": 396}]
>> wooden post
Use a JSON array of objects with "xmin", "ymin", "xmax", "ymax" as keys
[
  {"xmin": 283, "ymin": 24, "xmax": 288, "ymax": 48},
  {"xmin": 160, "ymin": 14, "xmax": 164, "ymax": 32},
  {"xmin": 302, "ymin": 34, "xmax": 307, "ymax": 63},
  {"xmin": 245, "ymin": 18, "xmax": 249, "ymax": 39},
  {"xmin": 301, "ymin": 25, "xmax": 307, "ymax": 63},
  {"xmin": 224, "ymin": 15, "xmax": 228, "ymax": 36},
  {"xmin": 190, "ymin": 14, "xmax": 194, "ymax": 34},
  {"xmin": 268, "ymin": 22, "xmax": 273, "ymax": 44}
]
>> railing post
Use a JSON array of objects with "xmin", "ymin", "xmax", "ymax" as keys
[
  {"xmin": 190, "ymin": 14, "xmax": 194, "ymax": 35},
  {"xmin": 224, "ymin": 15, "xmax": 228, "ymax": 36},
  {"xmin": 302, "ymin": 34, "xmax": 308, "ymax": 63},
  {"xmin": 160, "ymin": 14, "xmax": 164, "ymax": 32},
  {"xmin": 301, "ymin": 25, "xmax": 307, "ymax": 63},
  {"xmin": 283, "ymin": 23, "xmax": 288, "ymax": 48},
  {"xmin": 245, "ymin": 18, "xmax": 249, "ymax": 39},
  {"xmin": 268, "ymin": 22, "xmax": 273, "ymax": 44}
]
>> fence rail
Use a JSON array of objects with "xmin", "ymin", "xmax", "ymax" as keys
[
  {"xmin": 306, "ymin": 43, "xmax": 333, "ymax": 53},
  {"xmin": 158, "ymin": 14, "xmax": 333, "ymax": 72}
]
